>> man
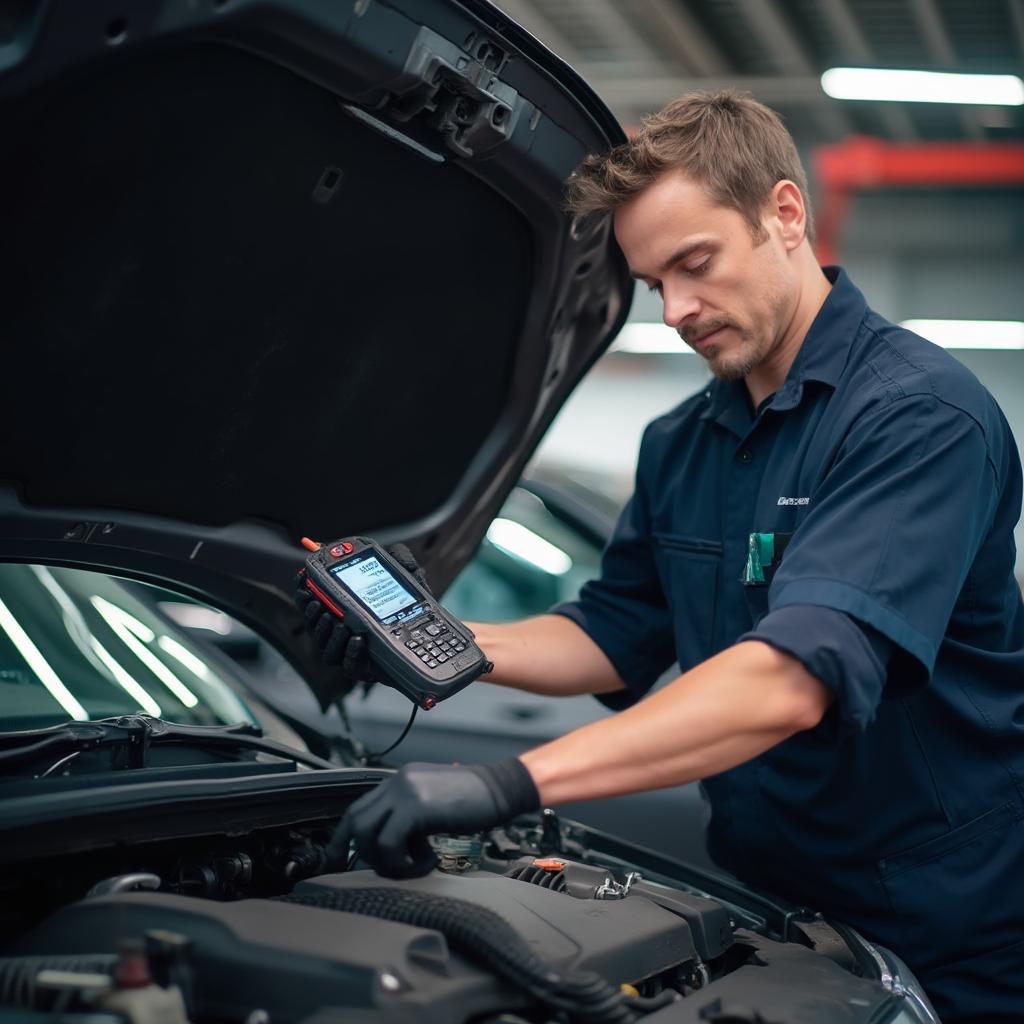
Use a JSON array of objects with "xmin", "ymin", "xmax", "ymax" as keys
[{"xmin": 304, "ymin": 93, "xmax": 1024, "ymax": 1021}]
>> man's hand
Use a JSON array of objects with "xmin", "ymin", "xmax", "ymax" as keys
[
  {"xmin": 294, "ymin": 542, "xmax": 429, "ymax": 686},
  {"xmin": 327, "ymin": 759, "xmax": 540, "ymax": 878}
]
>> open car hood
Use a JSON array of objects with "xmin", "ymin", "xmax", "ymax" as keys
[{"xmin": 0, "ymin": 0, "xmax": 632, "ymax": 706}]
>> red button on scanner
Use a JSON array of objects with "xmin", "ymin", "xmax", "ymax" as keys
[{"xmin": 329, "ymin": 541, "xmax": 355, "ymax": 558}]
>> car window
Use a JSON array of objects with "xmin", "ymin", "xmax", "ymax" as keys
[
  {"xmin": 443, "ymin": 487, "xmax": 604, "ymax": 622},
  {"xmin": 0, "ymin": 563, "xmax": 259, "ymax": 731}
]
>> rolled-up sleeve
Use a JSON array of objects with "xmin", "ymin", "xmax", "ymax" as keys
[
  {"xmin": 741, "ymin": 604, "xmax": 891, "ymax": 733},
  {"xmin": 552, "ymin": 456, "xmax": 676, "ymax": 710},
  {"xmin": 758, "ymin": 394, "xmax": 999, "ymax": 726}
]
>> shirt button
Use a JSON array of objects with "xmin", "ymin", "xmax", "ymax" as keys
[{"xmin": 738, "ymin": 450, "xmax": 753, "ymax": 463}]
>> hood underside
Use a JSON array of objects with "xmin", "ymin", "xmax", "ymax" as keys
[{"xmin": 0, "ymin": 0, "xmax": 631, "ymax": 705}]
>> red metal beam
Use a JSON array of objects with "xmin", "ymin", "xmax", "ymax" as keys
[{"xmin": 813, "ymin": 136, "xmax": 1024, "ymax": 264}]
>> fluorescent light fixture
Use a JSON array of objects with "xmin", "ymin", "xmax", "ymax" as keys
[
  {"xmin": 901, "ymin": 320, "xmax": 1024, "ymax": 350},
  {"xmin": 91, "ymin": 596, "xmax": 199, "ymax": 708},
  {"xmin": 822, "ymin": 67, "xmax": 1024, "ymax": 106},
  {"xmin": 611, "ymin": 322, "xmax": 695, "ymax": 354},
  {"xmin": 0, "ymin": 597, "xmax": 88, "ymax": 720},
  {"xmin": 486, "ymin": 519, "xmax": 573, "ymax": 576}
]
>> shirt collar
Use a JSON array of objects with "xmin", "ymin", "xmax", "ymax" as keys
[
  {"xmin": 777, "ymin": 265, "xmax": 866, "ymax": 395},
  {"xmin": 700, "ymin": 265, "xmax": 867, "ymax": 426}
]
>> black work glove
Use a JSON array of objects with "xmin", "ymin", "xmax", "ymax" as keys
[
  {"xmin": 327, "ymin": 759, "xmax": 540, "ymax": 878},
  {"xmin": 294, "ymin": 542, "xmax": 429, "ymax": 685}
]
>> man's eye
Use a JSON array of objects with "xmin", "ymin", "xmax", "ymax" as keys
[{"xmin": 686, "ymin": 260, "xmax": 711, "ymax": 276}]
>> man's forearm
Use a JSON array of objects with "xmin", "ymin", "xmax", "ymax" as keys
[
  {"xmin": 467, "ymin": 614, "xmax": 627, "ymax": 698},
  {"xmin": 519, "ymin": 640, "xmax": 833, "ymax": 804}
]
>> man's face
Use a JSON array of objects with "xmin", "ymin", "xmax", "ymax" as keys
[{"xmin": 613, "ymin": 170, "xmax": 798, "ymax": 381}]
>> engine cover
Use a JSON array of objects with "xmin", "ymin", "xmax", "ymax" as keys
[{"xmin": 13, "ymin": 868, "xmax": 704, "ymax": 1023}]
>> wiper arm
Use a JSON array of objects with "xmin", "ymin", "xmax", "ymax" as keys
[{"xmin": 0, "ymin": 715, "xmax": 336, "ymax": 772}]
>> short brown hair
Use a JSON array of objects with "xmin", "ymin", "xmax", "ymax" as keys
[{"xmin": 566, "ymin": 91, "xmax": 814, "ymax": 245}]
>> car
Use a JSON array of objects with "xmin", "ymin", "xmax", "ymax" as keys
[{"xmin": 0, "ymin": 1, "xmax": 938, "ymax": 1022}]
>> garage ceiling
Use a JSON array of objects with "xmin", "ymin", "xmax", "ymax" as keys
[{"xmin": 493, "ymin": 0, "xmax": 1024, "ymax": 142}]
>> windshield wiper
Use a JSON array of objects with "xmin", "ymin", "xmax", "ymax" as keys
[{"xmin": 0, "ymin": 714, "xmax": 337, "ymax": 773}]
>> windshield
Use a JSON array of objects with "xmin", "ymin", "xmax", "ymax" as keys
[
  {"xmin": 0, "ymin": 563, "xmax": 258, "ymax": 732},
  {"xmin": 444, "ymin": 486, "xmax": 605, "ymax": 622}
]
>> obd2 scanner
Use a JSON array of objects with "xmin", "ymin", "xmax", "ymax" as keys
[{"xmin": 300, "ymin": 536, "xmax": 491, "ymax": 709}]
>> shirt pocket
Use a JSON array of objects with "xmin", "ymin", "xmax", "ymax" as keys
[
  {"xmin": 742, "ymin": 572, "xmax": 773, "ymax": 628},
  {"xmin": 653, "ymin": 533, "xmax": 722, "ymax": 668},
  {"xmin": 741, "ymin": 532, "xmax": 793, "ymax": 628}
]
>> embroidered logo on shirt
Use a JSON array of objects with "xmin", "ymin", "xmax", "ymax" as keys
[{"xmin": 777, "ymin": 496, "xmax": 810, "ymax": 506}]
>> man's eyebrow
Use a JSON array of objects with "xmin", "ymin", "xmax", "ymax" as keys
[
  {"xmin": 659, "ymin": 239, "xmax": 715, "ymax": 273},
  {"xmin": 628, "ymin": 239, "xmax": 715, "ymax": 281}
]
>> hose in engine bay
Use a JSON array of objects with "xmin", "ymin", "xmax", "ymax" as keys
[
  {"xmin": 279, "ymin": 887, "xmax": 649, "ymax": 1023},
  {"xmin": 0, "ymin": 954, "xmax": 118, "ymax": 1008}
]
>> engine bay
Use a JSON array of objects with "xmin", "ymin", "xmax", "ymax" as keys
[{"xmin": 0, "ymin": 793, "xmax": 908, "ymax": 1024}]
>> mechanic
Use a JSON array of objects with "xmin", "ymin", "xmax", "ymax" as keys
[{"xmin": 304, "ymin": 93, "xmax": 1024, "ymax": 1022}]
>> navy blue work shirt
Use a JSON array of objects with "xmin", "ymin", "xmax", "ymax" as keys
[{"xmin": 555, "ymin": 267, "xmax": 1024, "ymax": 989}]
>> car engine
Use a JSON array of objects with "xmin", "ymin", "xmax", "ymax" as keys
[{"xmin": 0, "ymin": 800, "xmax": 910, "ymax": 1024}]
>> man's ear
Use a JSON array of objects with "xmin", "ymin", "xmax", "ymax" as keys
[{"xmin": 770, "ymin": 179, "xmax": 807, "ymax": 251}]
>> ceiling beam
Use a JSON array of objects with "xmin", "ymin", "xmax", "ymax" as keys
[
  {"xmin": 490, "ymin": 0, "xmax": 586, "ymax": 69},
  {"xmin": 736, "ymin": 0, "xmax": 812, "ymax": 73},
  {"xmin": 734, "ymin": 0, "xmax": 854, "ymax": 141},
  {"xmin": 625, "ymin": 0, "xmax": 731, "ymax": 77},
  {"xmin": 906, "ymin": 0, "xmax": 985, "ymax": 139},
  {"xmin": 816, "ymin": 0, "xmax": 918, "ymax": 140},
  {"xmin": 576, "ymin": 0, "xmax": 675, "ymax": 66},
  {"xmin": 1011, "ymin": 0, "xmax": 1024, "ymax": 61},
  {"xmin": 907, "ymin": 0, "xmax": 957, "ymax": 62}
]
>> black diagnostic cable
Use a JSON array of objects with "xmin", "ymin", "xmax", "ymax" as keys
[
  {"xmin": 363, "ymin": 703, "xmax": 418, "ymax": 764},
  {"xmin": 343, "ymin": 702, "xmax": 419, "ymax": 869}
]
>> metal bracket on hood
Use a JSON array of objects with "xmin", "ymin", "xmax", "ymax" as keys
[{"xmin": 379, "ymin": 26, "xmax": 522, "ymax": 158}]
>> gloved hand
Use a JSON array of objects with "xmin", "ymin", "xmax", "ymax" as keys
[
  {"xmin": 294, "ymin": 542, "xmax": 429, "ymax": 685},
  {"xmin": 327, "ymin": 759, "xmax": 540, "ymax": 878}
]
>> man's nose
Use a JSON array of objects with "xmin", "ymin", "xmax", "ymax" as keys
[{"xmin": 661, "ymin": 286, "xmax": 701, "ymax": 330}]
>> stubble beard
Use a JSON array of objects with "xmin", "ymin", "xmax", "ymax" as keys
[
  {"xmin": 680, "ymin": 324, "xmax": 767, "ymax": 381},
  {"xmin": 702, "ymin": 332, "xmax": 766, "ymax": 381}
]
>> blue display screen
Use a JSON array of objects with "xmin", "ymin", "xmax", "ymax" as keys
[{"xmin": 330, "ymin": 554, "xmax": 419, "ymax": 622}]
